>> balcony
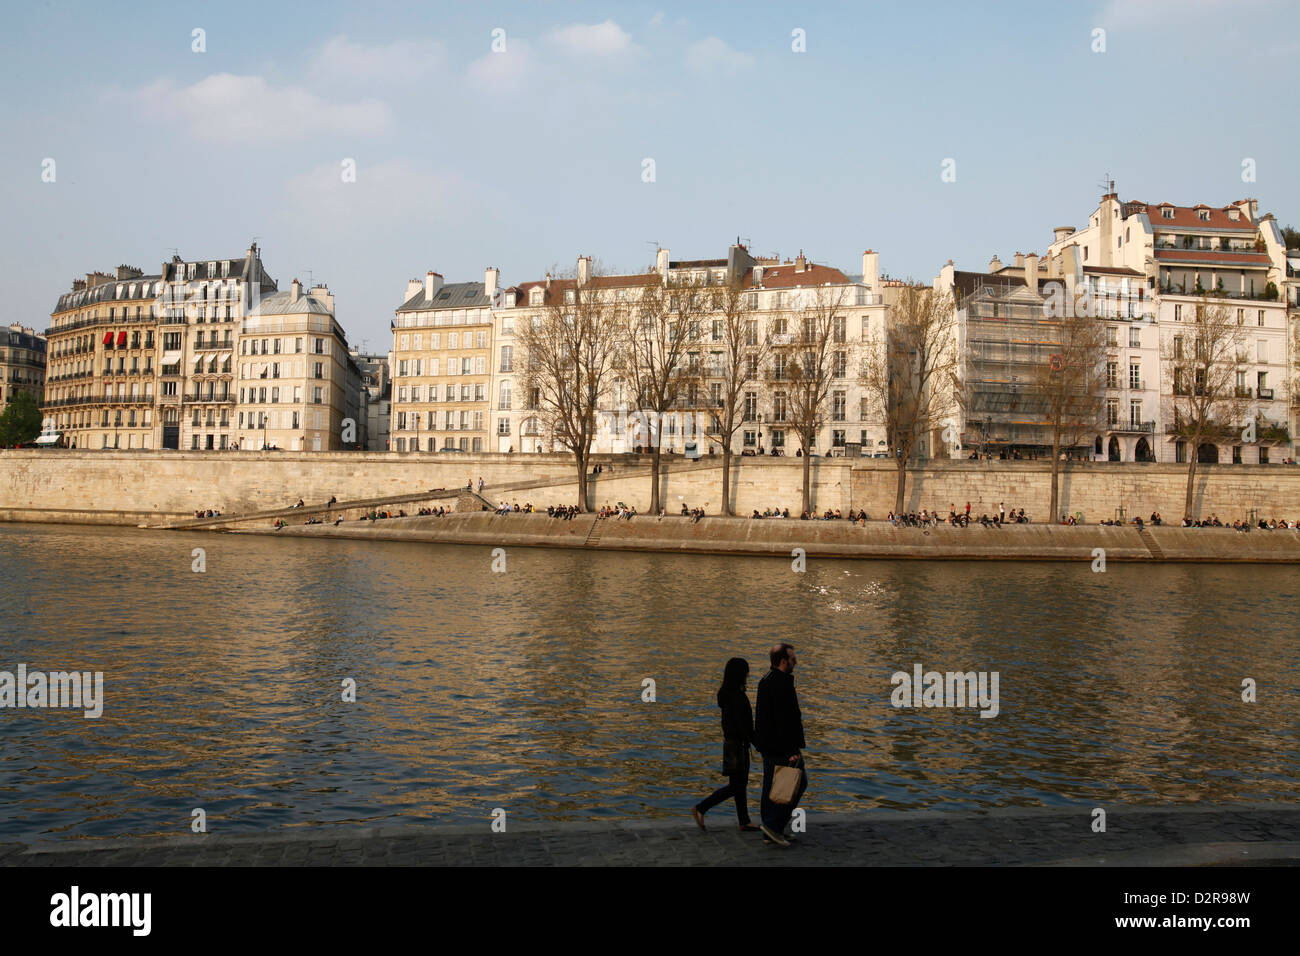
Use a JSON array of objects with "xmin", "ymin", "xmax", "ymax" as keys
[
  {"xmin": 1258, "ymin": 387, "xmax": 1275, "ymax": 400},
  {"xmin": 1108, "ymin": 420, "xmax": 1155, "ymax": 434}
]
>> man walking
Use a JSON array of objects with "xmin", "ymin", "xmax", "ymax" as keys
[{"xmin": 754, "ymin": 642, "xmax": 807, "ymax": 847}]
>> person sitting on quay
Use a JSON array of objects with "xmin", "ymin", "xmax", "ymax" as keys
[{"xmin": 1150, "ymin": 512, "xmax": 1162, "ymax": 526}]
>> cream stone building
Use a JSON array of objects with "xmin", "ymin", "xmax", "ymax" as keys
[
  {"xmin": 390, "ymin": 270, "xmax": 494, "ymax": 452},
  {"xmin": 1044, "ymin": 191, "xmax": 1292, "ymax": 464},
  {"xmin": 44, "ymin": 266, "xmax": 162, "ymax": 450},
  {"xmin": 235, "ymin": 280, "xmax": 360, "ymax": 451},
  {"xmin": 490, "ymin": 245, "xmax": 890, "ymax": 457},
  {"xmin": 157, "ymin": 245, "xmax": 278, "ymax": 450},
  {"xmin": 935, "ymin": 188, "xmax": 1293, "ymax": 465}
]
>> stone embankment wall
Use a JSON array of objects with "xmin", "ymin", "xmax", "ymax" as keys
[
  {"xmin": 250, "ymin": 512, "xmax": 1300, "ymax": 563},
  {"xmin": 1, "ymin": 450, "xmax": 1298, "ymax": 527}
]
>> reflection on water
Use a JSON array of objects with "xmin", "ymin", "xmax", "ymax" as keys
[{"xmin": 0, "ymin": 522, "xmax": 1296, "ymax": 843}]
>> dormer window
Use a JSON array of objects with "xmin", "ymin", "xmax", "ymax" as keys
[
  {"xmin": 1161, "ymin": 208, "xmax": 1174, "ymax": 220},
  {"xmin": 1227, "ymin": 209, "xmax": 1240, "ymax": 221},
  {"xmin": 505, "ymin": 292, "xmax": 516, "ymax": 307},
  {"xmin": 1197, "ymin": 209, "xmax": 1210, "ymax": 221},
  {"xmin": 564, "ymin": 290, "xmax": 575, "ymax": 304},
  {"xmin": 530, "ymin": 290, "xmax": 542, "ymax": 306}
]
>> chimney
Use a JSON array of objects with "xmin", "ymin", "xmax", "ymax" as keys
[
  {"xmin": 1053, "ymin": 226, "xmax": 1075, "ymax": 243},
  {"xmin": 406, "ymin": 278, "xmax": 424, "ymax": 301},
  {"xmin": 1013, "ymin": 252, "xmax": 1025, "ymax": 270},
  {"xmin": 424, "ymin": 270, "xmax": 443, "ymax": 300},
  {"xmin": 861, "ymin": 250, "xmax": 879, "ymax": 289},
  {"xmin": 485, "ymin": 266, "xmax": 499, "ymax": 299},
  {"xmin": 545, "ymin": 272, "xmax": 552, "ymax": 291},
  {"xmin": 291, "ymin": 278, "xmax": 301, "ymax": 303},
  {"xmin": 577, "ymin": 256, "xmax": 591, "ymax": 287},
  {"xmin": 1025, "ymin": 254, "xmax": 1039, "ymax": 295},
  {"xmin": 795, "ymin": 251, "xmax": 807, "ymax": 273},
  {"xmin": 989, "ymin": 255, "xmax": 1003, "ymax": 272},
  {"xmin": 656, "ymin": 247, "xmax": 670, "ymax": 278}
]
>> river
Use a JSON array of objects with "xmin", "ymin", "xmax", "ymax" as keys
[{"xmin": 0, "ymin": 522, "xmax": 1295, "ymax": 844}]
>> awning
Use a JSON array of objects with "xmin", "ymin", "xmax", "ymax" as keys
[
  {"xmin": 116, "ymin": 331, "xmax": 127, "ymax": 346},
  {"xmin": 161, "ymin": 350, "xmax": 183, "ymax": 365},
  {"xmin": 102, "ymin": 331, "xmax": 114, "ymax": 345},
  {"xmin": 34, "ymin": 433, "xmax": 61, "ymax": 445}
]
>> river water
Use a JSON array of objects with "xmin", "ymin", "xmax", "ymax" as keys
[{"xmin": 0, "ymin": 522, "xmax": 1295, "ymax": 844}]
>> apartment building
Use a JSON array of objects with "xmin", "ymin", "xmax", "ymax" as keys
[
  {"xmin": 235, "ymin": 280, "xmax": 360, "ymax": 451},
  {"xmin": 2, "ymin": 323, "xmax": 47, "ymax": 419},
  {"xmin": 157, "ymin": 244, "xmax": 278, "ymax": 450},
  {"xmin": 491, "ymin": 245, "xmax": 889, "ymax": 456},
  {"xmin": 1044, "ymin": 190, "xmax": 1292, "ymax": 463},
  {"xmin": 44, "ymin": 266, "xmax": 162, "ymax": 449},
  {"xmin": 390, "ymin": 270, "xmax": 494, "ymax": 452}
]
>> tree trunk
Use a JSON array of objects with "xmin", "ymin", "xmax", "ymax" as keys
[
  {"xmin": 721, "ymin": 446, "xmax": 733, "ymax": 516},
  {"xmin": 894, "ymin": 455, "xmax": 907, "ymax": 514},
  {"xmin": 1184, "ymin": 452, "xmax": 1198, "ymax": 520},
  {"xmin": 650, "ymin": 444, "xmax": 662, "ymax": 515},
  {"xmin": 1049, "ymin": 433, "xmax": 1061, "ymax": 522},
  {"xmin": 801, "ymin": 440, "xmax": 812, "ymax": 515},
  {"xmin": 575, "ymin": 450, "xmax": 589, "ymax": 512}
]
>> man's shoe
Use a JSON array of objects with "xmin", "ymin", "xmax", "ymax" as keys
[
  {"xmin": 691, "ymin": 808, "xmax": 706, "ymax": 831},
  {"xmin": 739, "ymin": 823, "xmax": 760, "ymax": 832},
  {"xmin": 760, "ymin": 824, "xmax": 790, "ymax": 846}
]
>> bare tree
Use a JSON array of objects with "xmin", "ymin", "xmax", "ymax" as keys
[
  {"xmin": 517, "ymin": 271, "xmax": 626, "ymax": 511},
  {"xmin": 1161, "ymin": 297, "xmax": 1249, "ymax": 520},
  {"xmin": 1032, "ymin": 298, "xmax": 1107, "ymax": 521},
  {"xmin": 617, "ymin": 271, "xmax": 707, "ymax": 515},
  {"xmin": 694, "ymin": 278, "xmax": 767, "ymax": 515},
  {"xmin": 781, "ymin": 284, "xmax": 850, "ymax": 515},
  {"xmin": 860, "ymin": 283, "xmax": 960, "ymax": 514}
]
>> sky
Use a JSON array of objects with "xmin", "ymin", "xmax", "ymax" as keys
[{"xmin": 3, "ymin": 0, "xmax": 1297, "ymax": 352}]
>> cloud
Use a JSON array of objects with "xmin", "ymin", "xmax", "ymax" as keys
[
  {"xmin": 466, "ymin": 39, "xmax": 535, "ymax": 95},
  {"xmin": 124, "ymin": 74, "xmax": 393, "ymax": 141},
  {"xmin": 545, "ymin": 20, "xmax": 635, "ymax": 57},
  {"xmin": 686, "ymin": 37, "xmax": 754, "ymax": 75},
  {"xmin": 310, "ymin": 35, "xmax": 443, "ymax": 85}
]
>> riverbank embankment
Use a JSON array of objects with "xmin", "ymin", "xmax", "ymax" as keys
[{"xmin": 236, "ymin": 511, "xmax": 1300, "ymax": 563}]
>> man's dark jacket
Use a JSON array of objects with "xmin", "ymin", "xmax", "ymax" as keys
[{"xmin": 754, "ymin": 667, "xmax": 805, "ymax": 761}]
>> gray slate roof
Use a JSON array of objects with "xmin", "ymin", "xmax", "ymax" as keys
[
  {"xmin": 248, "ymin": 290, "xmax": 334, "ymax": 316},
  {"xmin": 396, "ymin": 281, "xmax": 490, "ymax": 313}
]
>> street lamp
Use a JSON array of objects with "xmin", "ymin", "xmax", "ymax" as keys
[{"xmin": 261, "ymin": 413, "xmax": 268, "ymax": 450}]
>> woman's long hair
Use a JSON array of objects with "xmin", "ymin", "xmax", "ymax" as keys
[{"xmin": 716, "ymin": 657, "xmax": 749, "ymax": 707}]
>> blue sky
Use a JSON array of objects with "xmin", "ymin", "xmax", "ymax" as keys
[{"xmin": 3, "ymin": 0, "xmax": 1297, "ymax": 351}]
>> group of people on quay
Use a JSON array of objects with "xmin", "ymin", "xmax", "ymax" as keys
[
  {"xmin": 194, "ymin": 508, "xmax": 222, "ymax": 519},
  {"xmin": 594, "ymin": 503, "xmax": 637, "ymax": 520},
  {"xmin": 495, "ymin": 501, "xmax": 535, "ymax": 514},
  {"xmin": 549, "ymin": 504, "xmax": 584, "ymax": 519}
]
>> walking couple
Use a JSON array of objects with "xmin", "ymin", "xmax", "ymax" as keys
[{"xmin": 691, "ymin": 643, "xmax": 808, "ymax": 847}]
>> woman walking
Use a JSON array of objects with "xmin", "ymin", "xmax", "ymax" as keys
[{"xmin": 691, "ymin": 657, "xmax": 759, "ymax": 832}]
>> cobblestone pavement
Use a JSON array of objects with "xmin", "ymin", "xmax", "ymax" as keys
[{"xmin": 2, "ymin": 806, "xmax": 1297, "ymax": 867}]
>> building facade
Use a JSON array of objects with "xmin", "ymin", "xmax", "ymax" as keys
[
  {"xmin": 936, "ymin": 189, "xmax": 1294, "ymax": 465},
  {"xmin": 44, "ymin": 266, "xmax": 162, "ymax": 449},
  {"xmin": 235, "ymin": 280, "xmax": 359, "ymax": 451},
  {"xmin": 158, "ymin": 245, "xmax": 278, "ymax": 451},
  {"xmin": 390, "ymin": 271, "xmax": 494, "ymax": 452},
  {"xmin": 2, "ymin": 323, "xmax": 47, "ymax": 421},
  {"xmin": 490, "ymin": 245, "xmax": 889, "ymax": 457}
]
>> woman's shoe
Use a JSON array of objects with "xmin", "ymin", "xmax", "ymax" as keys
[
  {"xmin": 738, "ymin": 823, "xmax": 760, "ymax": 832},
  {"xmin": 691, "ymin": 808, "xmax": 706, "ymax": 831}
]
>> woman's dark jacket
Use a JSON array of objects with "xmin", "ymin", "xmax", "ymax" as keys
[{"xmin": 717, "ymin": 689, "xmax": 754, "ymax": 775}]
